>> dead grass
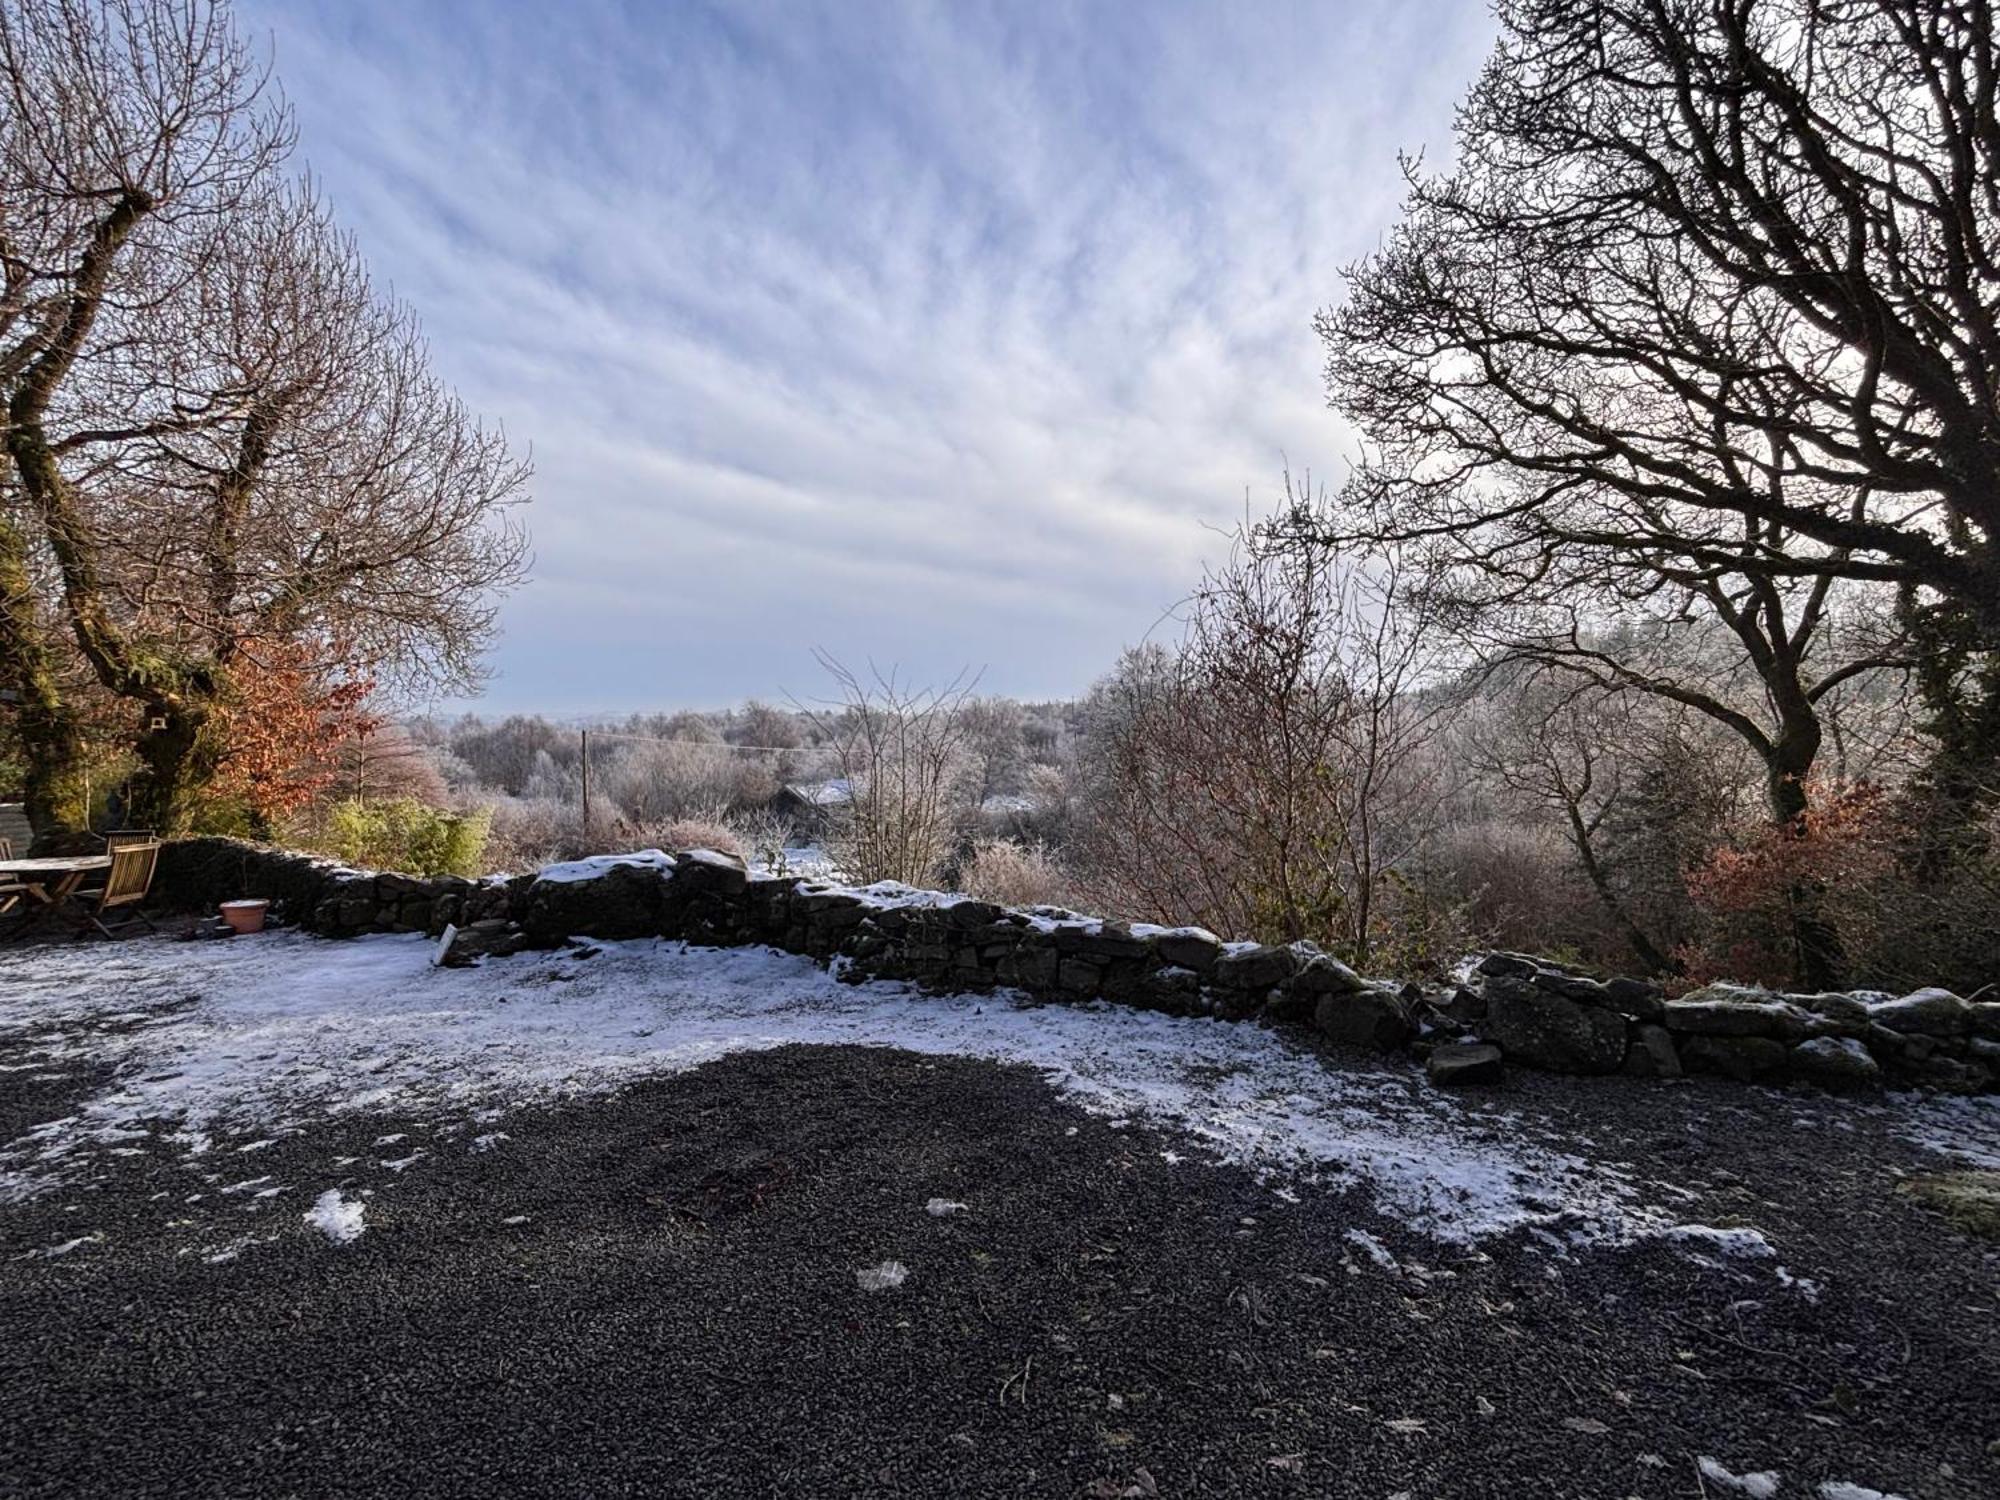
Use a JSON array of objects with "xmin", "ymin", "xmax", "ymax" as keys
[{"xmin": 1898, "ymin": 1170, "xmax": 2000, "ymax": 1240}]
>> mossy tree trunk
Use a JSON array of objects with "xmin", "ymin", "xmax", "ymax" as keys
[{"xmin": 0, "ymin": 512, "xmax": 89, "ymax": 838}]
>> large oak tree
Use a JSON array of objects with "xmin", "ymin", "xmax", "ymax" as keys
[
  {"xmin": 1313, "ymin": 0, "xmax": 2000, "ymax": 976},
  {"xmin": 1, "ymin": 0, "xmax": 527, "ymax": 836}
]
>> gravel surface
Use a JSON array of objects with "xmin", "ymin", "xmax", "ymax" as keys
[{"xmin": 3, "ymin": 984, "xmax": 1998, "ymax": 1496}]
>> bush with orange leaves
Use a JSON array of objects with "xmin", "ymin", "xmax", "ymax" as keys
[
  {"xmin": 204, "ymin": 640, "xmax": 380, "ymax": 831},
  {"xmin": 1678, "ymin": 781, "xmax": 1895, "ymax": 990}
]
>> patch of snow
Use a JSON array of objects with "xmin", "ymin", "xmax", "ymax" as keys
[
  {"xmin": 845, "ymin": 881, "xmax": 971, "ymax": 913},
  {"xmin": 27, "ymin": 1234, "xmax": 98, "ymax": 1258},
  {"xmin": 923, "ymin": 1198, "xmax": 967, "ymax": 1217},
  {"xmin": 500, "ymin": 1214, "xmax": 530, "ymax": 1225},
  {"xmin": 379, "ymin": 1152, "xmax": 423, "ymax": 1172},
  {"xmin": 749, "ymin": 845, "xmax": 841, "ymax": 881},
  {"xmin": 1797, "ymin": 1035, "xmax": 1873, "ymax": 1067},
  {"xmin": 781, "ymin": 778, "xmax": 851, "ymax": 807},
  {"xmin": 1818, "ymin": 1485, "xmax": 1909, "ymax": 1500},
  {"xmin": 471, "ymin": 1132, "xmax": 509, "ymax": 1153},
  {"xmin": 1344, "ymin": 1229, "xmax": 1399, "ymax": 1271},
  {"xmin": 533, "ymin": 850, "xmax": 675, "ymax": 885},
  {"xmin": 202, "ymin": 1232, "xmax": 276, "ymax": 1264},
  {"xmin": 1659, "ymin": 1224, "xmax": 1776, "ymax": 1258},
  {"xmin": 303, "ymin": 1189, "xmax": 365, "ymax": 1245},
  {"xmin": 0, "ymin": 934, "xmax": 1716, "ymax": 1247},
  {"xmin": 855, "ymin": 1260, "xmax": 908, "ymax": 1291},
  {"xmin": 1891, "ymin": 1090, "xmax": 2000, "ymax": 1169},
  {"xmin": 1696, "ymin": 1458, "xmax": 1781, "ymax": 1498},
  {"xmin": 1018, "ymin": 910, "xmax": 1104, "ymax": 936},
  {"xmin": 1775, "ymin": 1265, "xmax": 1822, "ymax": 1301}
]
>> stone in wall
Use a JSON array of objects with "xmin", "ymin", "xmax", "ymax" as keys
[{"xmin": 1480, "ymin": 975, "xmax": 1628, "ymax": 1074}]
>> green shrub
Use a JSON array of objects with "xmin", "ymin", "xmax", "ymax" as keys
[{"xmin": 319, "ymin": 798, "xmax": 491, "ymax": 877}]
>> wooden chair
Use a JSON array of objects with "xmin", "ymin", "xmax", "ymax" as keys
[
  {"xmin": 103, "ymin": 829, "xmax": 156, "ymax": 851},
  {"xmin": 0, "ymin": 837, "xmax": 21, "ymax": 920},
  {"xmin": 74, "ymin": 840, "xmax": 160, "ymax": 939}
]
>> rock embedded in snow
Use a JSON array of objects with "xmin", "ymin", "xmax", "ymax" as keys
[
  {"xmin": 1662, "ymin": 1224, "xmax": 1776, "ymax": 1259},
  {"xmin": 1343, "ymin": 1229, "xmax": 1399, "ymax": 1271},
  {"xmin": 434, "ymin": 918, "xmax": 527, "ymax": 968}
]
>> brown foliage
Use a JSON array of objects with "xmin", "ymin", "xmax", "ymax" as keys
[{"xmin": 205, "ymin": 638, "xmax": 378, "ymax": 825}]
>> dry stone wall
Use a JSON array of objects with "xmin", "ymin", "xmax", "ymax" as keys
[{"xmin": 154, "ymin": 838, "xmax": 2000, "ymax": 1095}]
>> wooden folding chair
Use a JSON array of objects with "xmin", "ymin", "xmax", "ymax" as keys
[
  {"xmin": 103, "ymin": 829, "xmax": 156, "ymax": 851},
  {"xmin": 74, "ymin": 840, "xmax": 160, "ymax": 939},
  {"xmin": 0, "ymin": 838, "xmax": 23, "ymax": 922}
]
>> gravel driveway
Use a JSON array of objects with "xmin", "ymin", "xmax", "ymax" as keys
[{"xmin": 2, "ymin": 939, "xmax": 1996, "ymax": 1498}]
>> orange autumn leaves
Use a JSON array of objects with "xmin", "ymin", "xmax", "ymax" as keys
[{"xmin": 207, "ymin": 640, "xmax": 380, "ymax": 824}]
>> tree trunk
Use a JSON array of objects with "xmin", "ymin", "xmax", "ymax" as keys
[
  {"xmin": 123, "ymin": 700, "xmax": 215, "ymax": 835},
  {"xmin": 1560, "ymin": 800, "xmax": 1674, "ymax": 976},
  {"xmin": 1767, "ymin": 719, "xmax": 1843, "ymax": 992},
  {"xmin": 0, "ymin": 514, "xmax": 89, "ymax": 840}
]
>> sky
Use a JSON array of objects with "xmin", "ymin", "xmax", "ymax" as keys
[{"xmin": 236, "ymin": 0, "xmax": 1498, "ymax": 714}]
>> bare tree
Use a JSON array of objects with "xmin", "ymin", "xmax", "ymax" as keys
[
  {"xmin": 1075, "ymin": 525, "xmax": 1459, "ymax": 966},
  {"xmin": 1306, "ymin": 0, "xmax": 2000, "ymax": 976},
  {"xmin": 1, "ymin": 0, "xmax": 286, "ymax": 830},
  {"xmin": 796, "ymin": 653, "xmax": 980, "ymax": 887},
  {"xmin": 1311, "ymin": 0, "xmax": 2000, "ymax": 909},
  {"xmin": 1324, "ymin": 0, "xmax": 2000, "ymax": 629},
  {"xmin": 1466, "ymin": 678, "xmax": 1680, "ymax": 973},
  {"xmin": 0, "ymin": 0, "xmax": 527, "ymax": 835}
]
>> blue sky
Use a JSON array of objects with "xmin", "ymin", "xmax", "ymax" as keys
[{"xmin": 237, "ymin": 0, "xmax": 1497, "ymax": 713}]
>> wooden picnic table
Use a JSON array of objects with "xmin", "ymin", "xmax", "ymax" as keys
[{"xmin": 0, "ymin": 854, "xmax": 112, "ymax": 909}]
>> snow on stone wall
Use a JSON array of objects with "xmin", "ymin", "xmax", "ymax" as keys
[{"xmin": 152, "ymin": 837, "xmax": 2000, "ymax": 1095}]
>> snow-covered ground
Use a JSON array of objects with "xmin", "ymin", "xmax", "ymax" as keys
[{"xmin": 1, "ymin": 933, "xmax": 1991, "ymax": 1262}]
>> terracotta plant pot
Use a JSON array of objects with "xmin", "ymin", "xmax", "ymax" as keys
[{"xmin": 219, "ymin": 899, "xmax": 269, "ymax": 935}]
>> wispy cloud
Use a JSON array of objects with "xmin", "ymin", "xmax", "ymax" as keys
[{"xmin": 239, "ymin": 0, "xmax": 1496, "ymax": 710}]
